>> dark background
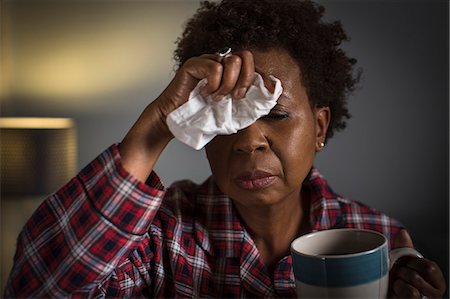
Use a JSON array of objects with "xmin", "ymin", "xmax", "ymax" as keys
[
  {"xmin": 315, "ymin": 2, "xmax": 449, "ymax": 293},
  {"xmin": 1, "ymin": 0, "xmax": 448, "ymax": 294}
]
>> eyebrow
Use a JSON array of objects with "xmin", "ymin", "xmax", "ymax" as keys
[
  {"xmin": 274, "ymin": 100, "xmax": 289, "ymax": 110},
  {"xmin": 279, "ymin": 91, "xmax": 292, "ymax": 101}
]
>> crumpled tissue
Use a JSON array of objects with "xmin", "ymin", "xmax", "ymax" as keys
[{"xmin": 166, "ymin": 72, "xmax": 283, "ymax": 150}]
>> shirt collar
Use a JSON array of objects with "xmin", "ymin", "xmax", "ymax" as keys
[
  {"xmin": 193, "ymin": 167, "xmax": 343, "ymax": 257},
  {"xmin": 304, "ymin": 167, "xmax": 343, "ymax": 231},
  {"xmin": 193, "ymin": 177, "xmax": 245, "ymax": 257}
]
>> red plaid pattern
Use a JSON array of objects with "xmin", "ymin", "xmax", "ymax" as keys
[{"xmin": 5, "ymin": 144, "xmax": 404, "ymax": 298}]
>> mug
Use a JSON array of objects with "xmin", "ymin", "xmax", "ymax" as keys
[{"xmin": 290, "ymin": 228, "xmax": 422, "ymax": 298}]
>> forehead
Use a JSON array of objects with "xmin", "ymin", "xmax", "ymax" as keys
[
  {"xmin": 252, "ymin": 48, "xmax": 302, "ymax": 87},
  {"xmin": 252, "ymin": 48, "xmax": 308, "ymax": 105}
]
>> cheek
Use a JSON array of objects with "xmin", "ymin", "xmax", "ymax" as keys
[
  {"xmin": 205, "ymin": 138, "xmax": 232, "ymax": 182},
  {"xmin": 205, "ymin": 145, "xmax": 220, "ymax": 175},
  {"xmin": 272, "ymin": 121, "xmax": 316, "ymax": 181}
]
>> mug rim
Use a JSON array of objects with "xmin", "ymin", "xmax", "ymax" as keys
[{"xmin": 290, "ymin": 228, "xmax": 388, "ymax": 259}]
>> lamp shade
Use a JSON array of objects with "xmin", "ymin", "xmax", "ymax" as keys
[{"xmin": 0, "ymin": 117, "xmax": 77, "ymax": 197}]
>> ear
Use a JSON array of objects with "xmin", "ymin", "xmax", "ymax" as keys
[{"xmin": 314, "ymin": 106, "xmax": 331, "ymax": 152}]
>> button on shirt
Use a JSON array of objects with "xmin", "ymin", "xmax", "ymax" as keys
[{"xmin": 5, "ymin": 144, "xmax": 404, "ymax": 298}]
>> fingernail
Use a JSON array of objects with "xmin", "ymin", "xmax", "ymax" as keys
[
  {"xmin": 235, "ymin": 87, "xmax": 247, "ymax": 100},
  {"xmin": 199, "ymin": 84, "xmax": 210, "ymax": 97},
  {"xmin": 213, "ymin": 94, "xmax": 224, "ymax": 101},
  {"xmin": 199, "ymin": 89, "xmax": 209, "ymax": 99}
]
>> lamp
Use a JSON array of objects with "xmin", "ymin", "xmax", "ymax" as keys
[
  {"xmin": 0, "ymin": 117, "xmax": 77, "ymax": 293},
  {"xmin": 0, "ymin": 117, "xmax": 77, "ymax": 196}
]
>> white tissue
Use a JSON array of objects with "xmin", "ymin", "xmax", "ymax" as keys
[{"xmin": 166, "ymin": 73, "xmax": 283, "ymax": 150}]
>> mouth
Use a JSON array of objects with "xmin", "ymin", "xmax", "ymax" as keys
[{"xmin": 235, "ymin": 170, "xmax": 277, "ymax": 190}]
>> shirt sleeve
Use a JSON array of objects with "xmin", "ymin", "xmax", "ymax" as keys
[{"xmin": 4, "ymin": 144, "xmax": 166, "ymax": 298}]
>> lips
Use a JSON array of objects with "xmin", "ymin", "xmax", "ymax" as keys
[{"xmin": 235, "ymin": 170, "xmax": 277, "ymax": 190}]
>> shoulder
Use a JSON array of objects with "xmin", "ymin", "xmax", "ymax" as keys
[
  {"xmin": 336, "ymin": 197, "xmax": 405, "ymax": 249},
  {"xmin": 336, "ymin": 197, "xmax": 402, "ymax": 228},
  {"xmin": 307, "ymin": 168, "xmax": 404, "ymax": 247}
]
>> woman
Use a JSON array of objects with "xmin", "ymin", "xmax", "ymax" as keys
[{"xmin": 5, "ymin": 0, "xmax": 446, "ymax": 298}]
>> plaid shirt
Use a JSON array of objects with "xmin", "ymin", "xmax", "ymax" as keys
[{"xmin": 5, "ymin": 144, "xmax": 404, "ymax": 298}]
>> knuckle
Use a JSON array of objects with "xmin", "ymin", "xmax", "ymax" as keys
[
  {"xmin": 419, "ymin": 260, "xmax": 439, "ymax": 278},
  {"xmin": 224, "ymin": 55, "xmax": 242, "ymax": 66},
  {"xmin": 426, "ymin": 261, "xmax": 439, "ymax": 275},
  {"xmin": 400, "ymin": 267, "xmax": 420, "ymax": 283},
  {"xmin": 211, "ymin": 62, "xmax": 224, "ymax": 74},
  {"xmin": 242, "ymin": 72, "xmax": 255, "ymax": 83},
  {"xmin": 409, "ymin": 272, "xmax": 422, "ymax": 285},
  {"xmin": 236, "ymin": 72, "xmax": 255, "ymax": 88},
  {"xmin": 396, "ymin": 281, "xmax": 421, "ymax": 298},
  {"xmin": 217, "ymin": 83, "xmax": 233, "ymax": 93},
  {"xmin": 180, "ymin": 57, "xmax": 196, "ymax": 71},
  {"xmin": 408, "ymin": 288, "xmax": 421, "ymax": 298},
  {"xmin": 397, "ymin": 267, "xmax": 422, "ymax": 286},
  {"xmin": 239, "ymin": 49, "xmax": 253, "ymax": 59},
  {"xmin": 184, "ymin": 56, "xmax": 197, "ymax": 65},
  {"xmin": 423, "ymin": 267, "xmax": 435, "ymax": 278}
]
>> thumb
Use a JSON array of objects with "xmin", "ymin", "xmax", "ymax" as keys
[{"xmin": 393, "ymin": 229, "xmax": 414, "ymax": 249}]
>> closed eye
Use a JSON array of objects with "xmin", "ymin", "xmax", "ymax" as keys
[{"xmin": 261, "ymin": 111, "xmax": 289, "ymax": 121}]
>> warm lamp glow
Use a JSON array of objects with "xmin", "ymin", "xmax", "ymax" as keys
[
  {"xmin": 0, "ymin": 117, "xmax": 77, "ymax": 294},
  {"xmin": 0, "ymin": 117, "xmax": 77, "ymax": 196},
  {"xmin": 0, "ymin": 117, "xmax": 74, "ymax": 129},
  {"xmin": 4, "ymin": 1, "xmax": 198, "ymax": 104}
]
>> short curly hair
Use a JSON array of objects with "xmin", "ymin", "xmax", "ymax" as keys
[{"xmin": 174, "ymin": 0, "xmax": 360, "ymax": 141}]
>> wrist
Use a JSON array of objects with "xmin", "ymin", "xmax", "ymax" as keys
[
  {"xmin": 148, "ymin": 97, "xmax": 175, "ymax": 141},
  {"xmin": 119, "ymin": 100, "xmax": 173, "ymax": 182}
]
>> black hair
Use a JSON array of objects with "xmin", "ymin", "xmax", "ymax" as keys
[{"xmin": 174, "ymin": 0, "xmax": 361, "ymax": 141}]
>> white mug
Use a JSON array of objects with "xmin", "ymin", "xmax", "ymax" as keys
[{"xmin": 290, "ymin": 228, "xmax": 423, "ymax": 298}]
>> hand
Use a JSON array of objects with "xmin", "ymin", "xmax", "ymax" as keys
[
  {"xmin": 155, "ymin": 50, "xmax": 256, "ymax": 121},
  {"xmin": 388, "ymin": 229, "xmax": 446, "ymax": 298},
  {"xmin": 119, "ymin": 50, "xmax": 256, "ymax": 181}
]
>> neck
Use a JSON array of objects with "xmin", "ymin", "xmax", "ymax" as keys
[{"xmin": 233, "ymin": 188, "xmax": 311, "ymax": 272}]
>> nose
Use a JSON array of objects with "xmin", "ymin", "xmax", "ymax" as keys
[{"xmin": 232, "ymin": 121, "xmax": 269, "ymax": 154}]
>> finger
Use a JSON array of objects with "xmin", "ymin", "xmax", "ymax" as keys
[
  {"xmin": 405, "ymin": 257, "xmax": 447, "ymax": 292},
  {"xmin": 395, "ymin": 265, "xmax": 439, "ymax": 298},
  {"xmin": 231, "ymin": 50, "xmax": 255, "ymax": 100},
  {"xmin": 211, "ymin": 54, "xmax": 243, "ymax": 101},
  {"xmin": 392, "ymin": 278, "xmax": 422, "ymax": 298},
  {"xmin": 393, "ymin": 229, "xmax": 414, "ymax": 249},
  {"xmin": 183, "ymin": 55, "xmax": 224, "ymax": 94}
]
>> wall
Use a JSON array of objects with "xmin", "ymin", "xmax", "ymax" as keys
[
  {"xmin": 1, "ymin": 0, "xmax": 448, "ymax": 292},
  {"xmin": 315, "ymin": 1, "xmax": 449, "ymax": 289}
]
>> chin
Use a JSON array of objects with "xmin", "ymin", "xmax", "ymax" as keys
[{"xmin": 229, "ymin": 188, "xmax": 286, "ymax": 208}]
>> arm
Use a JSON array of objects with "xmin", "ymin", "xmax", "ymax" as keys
[
  {"xmin": 119, "ymin": 50, "xmax": 256, "ymax": 182},
  {"xmin": 5, "ymin": 50, "xmax": 256, "ymax": 297},
  {"xmin": 4, "ymin": 145, "xmax": 166, "ymax": 297},
  {"xmin": 388, "ymin": 229, "xmax": 446, "ymax": 298}
]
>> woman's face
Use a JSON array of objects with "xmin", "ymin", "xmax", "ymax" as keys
[{"xmin": 205, "ymin": 48, "xmax": 329, "ymax": 208}]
